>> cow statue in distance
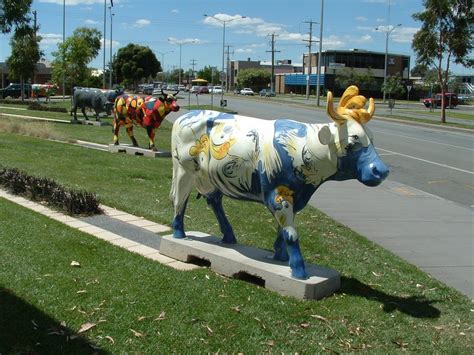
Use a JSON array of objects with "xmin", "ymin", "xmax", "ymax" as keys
[
  {"xmin": 112, "ymin": 89, "xmax": 180, "ymax": 151},
  {"xmin": 71, "ymin": 87, "xmax": 123, "ymax": 121},
  {"xmin": 170, "ymin": 85, "xmax": 389, "ymax": 279}
]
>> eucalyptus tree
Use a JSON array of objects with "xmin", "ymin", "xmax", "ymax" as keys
[
  {"xmin": 412, "ymin": 0, "xmax": 473, "ymax": 122},
  {"xmin": 0, "ymin": 0, "xmax": 32, "ymax": 34}
]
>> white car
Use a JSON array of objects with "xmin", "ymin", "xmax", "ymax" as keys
[
  {"xmin": 240, "ymin": 88, "xmax": 254, "ymax": 96},
  {"xmin": 211, "ymin": 86, "xmax": 223, "ymax": 94}
]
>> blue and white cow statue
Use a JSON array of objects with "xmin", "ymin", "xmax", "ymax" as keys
[{"xmin": 170, "ymin": 85, "xmax": 389, "ymax": 279}]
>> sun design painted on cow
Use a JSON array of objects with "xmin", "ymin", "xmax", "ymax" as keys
[{"xmin": 170, "ymin": 86, "xmax": 389, "ymax": 279}]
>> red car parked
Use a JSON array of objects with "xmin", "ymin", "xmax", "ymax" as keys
[{"xmin": 423, "ymin": 93, "xmax": 458, "ymax": 108}]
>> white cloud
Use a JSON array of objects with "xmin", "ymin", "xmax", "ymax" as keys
[
  {"xmin": 356, "ymin": 16, "xmax": 368, "ymax": 22},
  {"xmin": 171, "ymin": 9, "xmax": 179, "ymax": 14},
  {"xmin": 100, "ymin": 38, "xmax": 120, "ymax": 49},
  {"xmin": 168, "ymin": 37, "xmax": 203, "ymax": 45},
  {"xmin": 39, "ymin": 32, "xmax": 63, "ymax": 46},
  {"xmin": 84, "ymin": 19, "xmax": 99, "ymax": 25},
  {"xmin": 134, "ymin": 19, "xmax": 151, "ymax": 28},
  {"xmin": 39, "ymin": 0, "xmax": 109, "ymax": 5},
  {"xmin": 235, "ymin": 48, "xmax": 254, "ymax": 53},
  {"xmin": 203, "ymin": 13, "xmax": 306, "ymax": 43},
  {"xmin": 392, "ymin": 27, "xmax": 419, "ymax": 43}
]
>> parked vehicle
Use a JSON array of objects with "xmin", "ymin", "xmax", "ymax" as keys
[
  {"xmin": 0, "ymin": 83, "xmax": 32, "ymax": 99},
  {"xmin": 423, "ymin": 93, "xmax": 458, "ymax": 108},
  {"xmin": 142, "ymin": 85, "xmax": 154, "ymax": 95},
  {"xmin": 197, "ymin": 86, "xmax": 209, "ymax": 94},
  {"xmin": 259, "ymin": 88, "xmax": 275, "ymax": 97},
  {"xmin": 240, "ymin": 88, "xmax": 255, "ymax": 96},
  {"xmin": 210, "ymin": 86, "xmax": 223, "ymax": 94}
]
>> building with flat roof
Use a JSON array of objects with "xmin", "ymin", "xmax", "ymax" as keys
[
  {"xmin": 0, "ymin": 60, "xmax": 53, "ymax": 88},
  {"xmin": 276, "ymin": 49, "xmax": 410, "ymax": 97}
]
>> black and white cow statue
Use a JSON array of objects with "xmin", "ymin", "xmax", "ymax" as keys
[
  {"xmin": 71, "ymin": 87, "xmax": 123, "ymax": 121},
  {"xmin": 170, "ymin": 85, "xmax": 389, "ymax": 279}
]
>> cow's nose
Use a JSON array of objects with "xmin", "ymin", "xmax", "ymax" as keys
[{"xmin": 372, "ymin": 163, "xmax": 389, "ymax": 180}]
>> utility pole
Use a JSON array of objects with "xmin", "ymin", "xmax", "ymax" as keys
[
  {"xmin": 266, "ymin": 33, "xmax": 280, "ymax": 92},
  {"xmin": 303, "ymin": 20, "xmax": 318, "ymax": 100},
  {"xmin": 225, "ymin": 45, "xmax": 234, "ymax": 91},
  {"xmin": 33, "ymin": 10, "xmax": 37, "ymax": 83},
  {"xmin": 316, "ymin": 0, "xmax": 324, "ymax": 107},
  {"xmin": 190, "ymin": 59, "xmax": 197, "ymax": 80}
]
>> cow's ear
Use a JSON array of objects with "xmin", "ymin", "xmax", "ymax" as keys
[{"xmin": 318, "ymin": 126, "xmax": 332, "ymax": 145}]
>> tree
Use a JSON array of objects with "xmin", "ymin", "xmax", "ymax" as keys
[
  {"xmin": 113, "ymin": 44, "xmax": 161, "ymax": 90},
  {"xmin": 410, "ymin": 63, "xmax": 429, "ymax": 77},
  {"xmin": 51, "ymin": 27, "xmax": 102, "ymax": 92},
  {"xmin": 335, "ymin": 68, "xmax": 376, "ymax": 91},
  {"xmin": 236, "ymin": 68, "xmax": 271, "ymax": 90},
  {"xmin": 381, "ymin": 75, "xmax": 405, "ymax": 114},
  {"xmin": 412, "ymin": 0, "xmax": 473, "ymax": 123},
  {"xmin": 6, "ymin": 24, "xmax": 42, "ymax": 100},
  {"xmin": 196, "ymin": 66, "xmax": 219, "ymax": 85},
  {"xmin": 0, "ymin": 0, "xmax": 32, "ymax": 34}
]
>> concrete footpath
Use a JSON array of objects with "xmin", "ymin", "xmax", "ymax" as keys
[{"xmin": 310, "ymin": 179, "xmax": 473, "ymax": 298}]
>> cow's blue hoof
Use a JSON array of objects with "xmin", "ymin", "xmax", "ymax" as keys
[
  {"xmin": 291, "ymin": 268, "xmax": 308, "ymax": 280},
  {"xmin": 173, "ymin": 230, "xmax": 186, "ymax": 239},
  {"xmin": 221, "ymin": 234, "xmax": 237, "ymax": 244}
]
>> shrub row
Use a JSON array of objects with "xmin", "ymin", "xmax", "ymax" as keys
[
  {"xmin": 27, "ymin": 101, "xmax": 68, "ymax": 113},
  {"xmin": 0, "ymin": 166, "xmax": 101, "ymax": 216},
  {"xmin": 0, "ymin": 99, "xmax": 30, "ymax": 105}
]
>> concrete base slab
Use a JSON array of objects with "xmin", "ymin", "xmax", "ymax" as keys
[
  {"xmin": 108, "ymin": 144, "xmax": 171, "ymax": 158},
  {"xmin": 160, "ymin": 231, "xmax": 340, "ymax": 300},
  {"xmin": 70, "ymin": 119, "xmax": 110, "ymax": 126}
]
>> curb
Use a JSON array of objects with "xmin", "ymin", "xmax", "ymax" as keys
[{"xmin": 0, "ymin": 188, "xmax": 200, "ymax": 272}]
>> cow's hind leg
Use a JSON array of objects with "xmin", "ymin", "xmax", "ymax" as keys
[
  {"xmin": 205, "ymin": 192, "xmax": 236, "ymax": 244},
  {"xmin": 170, "ymin": 164, "xmax": 195, "ymax": 239},
  {"xmin": 266, "ymin": 188, "xmax": 307, "ymax": 279},
  {"xmin": 126, "ymin": 125, "xmax": 139, "ymax": 147}
]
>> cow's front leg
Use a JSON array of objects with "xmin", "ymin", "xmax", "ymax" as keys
[
  {"xmin": 273, "ymin": 227, "xmax": 289, "ymax": 262},
  {"xmin": 94, "ymin": 109, "xmax": 101, "ymax": 121},
  {"xmin": 146, "ymin": 126, "xmax": 157, "ymax": 151},
  {"xmin": 170, "ymin": 164, "xmax": 195, "ymax": 239},
  {"xmin": 126, "ymin": 124, "xmax": 138, "ymax": 147},
  {"xmin": 205, "ymin": 192, "xmax": 236, "ymax": 244},
  {"xmin": 266, "ymin": 188, "xmax": 307, "ymax": 279}
]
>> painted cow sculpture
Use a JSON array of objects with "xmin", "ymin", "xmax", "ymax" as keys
[
  {"xmin": 71, "ymin": 87, "xmax": 122, "ymax": 121},
  {"xmin": 170, "ymin": 86, "xmax": 389, "ymax": 279},
  {"xmin": 112, "ymin": 89, "xmax": 180, "ymax": 151}
]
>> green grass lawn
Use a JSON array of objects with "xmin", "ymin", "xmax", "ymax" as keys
[{"xmin": 0, "ymin": 111, "xmax": 473, "ymax": 352}]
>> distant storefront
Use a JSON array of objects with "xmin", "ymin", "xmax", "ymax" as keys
[{"xmin": 0, "ymin": 61, "xmax": 53, "ymax": 88}]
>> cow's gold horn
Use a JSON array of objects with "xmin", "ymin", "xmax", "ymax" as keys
[{"xmin": 326, "ymin": 91, "xmax": 346, "ymax": 125}]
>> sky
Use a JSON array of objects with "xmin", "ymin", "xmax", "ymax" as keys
[{"xmin": 0, "ymin": 0, "xmax": 472, "ymax": 76}]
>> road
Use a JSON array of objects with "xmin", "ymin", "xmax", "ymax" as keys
[{"xmin": 179, "ymin": 93, "xmax": 474, "ymax": 209}]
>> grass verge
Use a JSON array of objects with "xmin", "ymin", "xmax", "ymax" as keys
[{"xmin": 0, "ymin": 129, "xmax": 472, "ymax": 352}]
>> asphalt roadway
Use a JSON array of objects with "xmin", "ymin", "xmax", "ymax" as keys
[{"xmin": 167, "ymin": 96, "xmax": 473, "ymax": 299}]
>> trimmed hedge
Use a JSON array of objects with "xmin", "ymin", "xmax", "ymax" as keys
[
  {"xmin": 0, "ymin": 166, "xmax": 101, "ymax": 216},
  {"xmin": 27, "ymin": 101, "xmax": 68, "ymax": 113}
]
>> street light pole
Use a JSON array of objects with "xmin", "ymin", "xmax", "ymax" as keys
[
  {"xmin": 204, "ymin": 14, "xmax": 246, "ymax": 105},
  {"xmin": 102, "ymin": 0, "xmax": 106, "ymax": 89},
  {"xmin": 157, "ymin": 51, "xmax": 174, "ymax": 82},
  {"xmin": 109, "ymin": 6, "xmax": 114, "ymax": 89},
  {"xmin": 377, "ymin": 23, "xmax": 401, "ymax": 103},
  {"xmin": 168, "ymin": 39, "xmax": 195, "ymax": 86}
]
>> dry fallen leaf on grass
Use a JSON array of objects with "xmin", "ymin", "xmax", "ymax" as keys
[
  {"xmin": 205, "ymin": 325, "xmax": 214, "ymax": 336},
  {"xmin": 372, "ymin": 271, "xmax": 382, "ymax": 277},
  {"xmin": 78, "ymin": 322, "xmax": 96, "ymax": 334},
  {"xmin": 311, "ymin": 314, "xmax": 328, "ymax": 322},
  {"xmin": 105, "ymin": 335, "xmax": 115, "ymax": 344},
  {"xmin": 130, "ymin": 328, "xmax": 144, "ymax": 337},
  {"xmin": 154, "ymin": 311, "xmax": 166, "ymax": 321},
  {"xmin": 70, "ymin": 261, "xmax": 81, "ymax": 267}
]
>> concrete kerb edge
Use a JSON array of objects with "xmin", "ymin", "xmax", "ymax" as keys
[{"xmin": 0, "ymin": 188, "xmax": 193, "ymax": 271}]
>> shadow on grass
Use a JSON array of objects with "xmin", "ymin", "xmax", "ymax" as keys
[
  {"xmin": 0, "ymin": 287, "xmax": 109, "ymax": 354},
  {"xmin": 340, "ymin": 276, "xmax": 441, "ymax": 319}
]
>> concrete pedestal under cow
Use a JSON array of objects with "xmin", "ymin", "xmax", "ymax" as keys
[{"xmin": 170, "ymin": 86, "xmax": 389, "ymax": 280}]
